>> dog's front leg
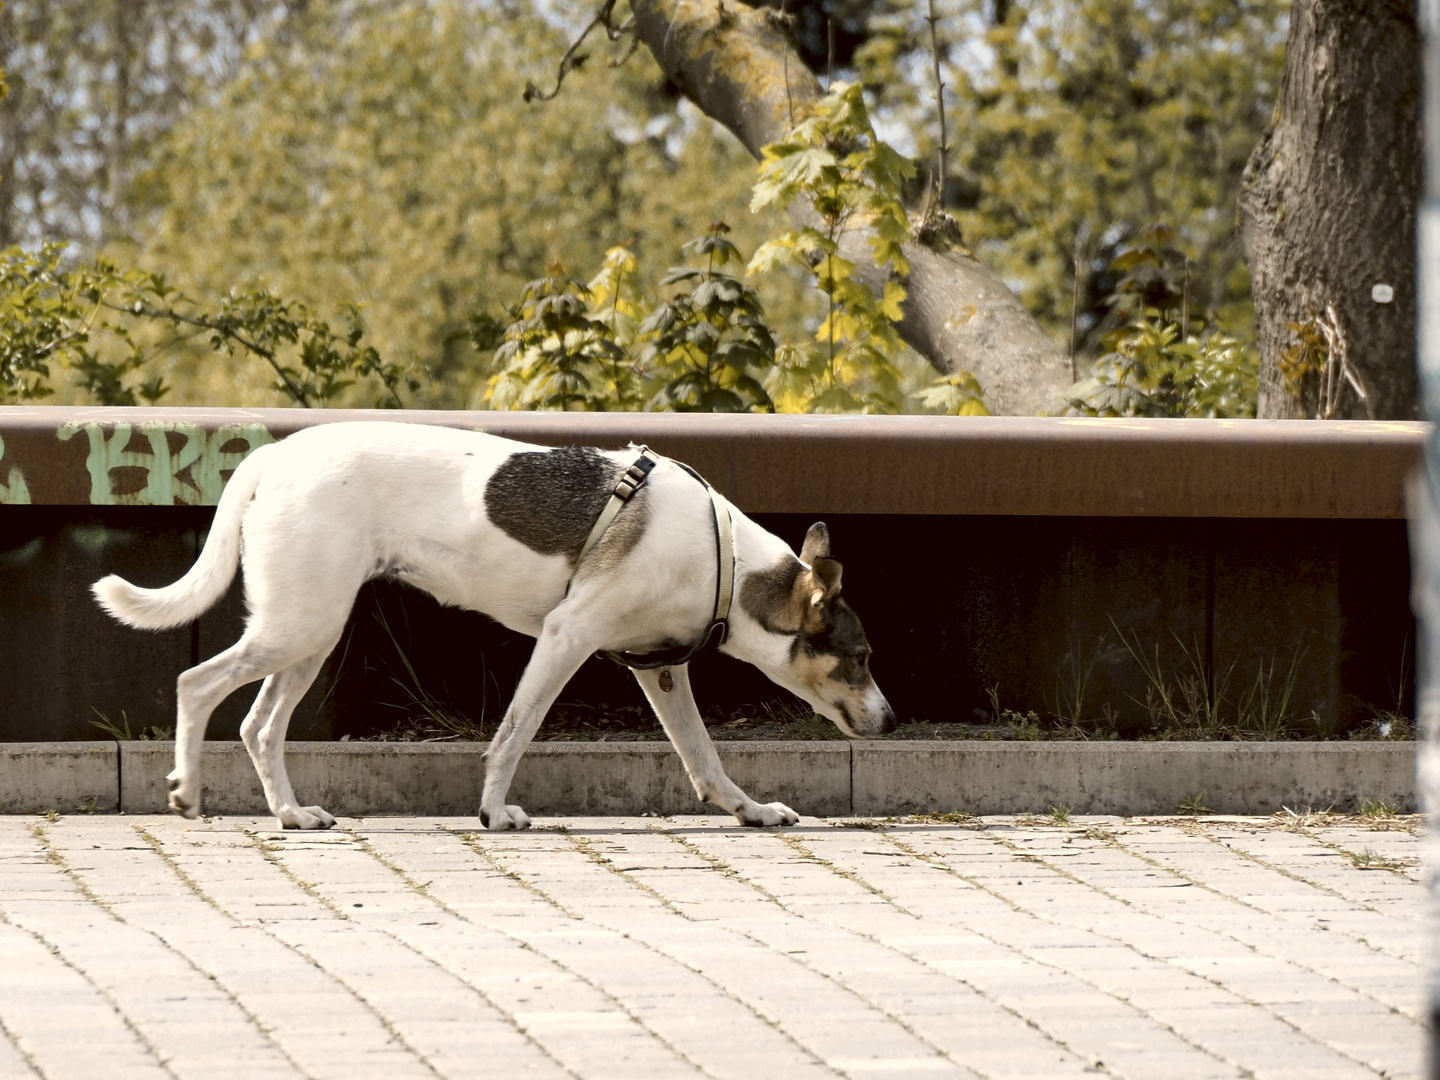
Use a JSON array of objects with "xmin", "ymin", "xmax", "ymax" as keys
[
  {"xmin": 480, "ymin": 623, "xmax": 594, "ymax": 830},
  {"xmin": 633, "ymin": 666, "xmax": 799, "ymax": 827},
  {"xmin": 240, "ymin": 651, "xmax": 336, "ymax": 830}
]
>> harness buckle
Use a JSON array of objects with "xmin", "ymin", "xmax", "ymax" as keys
[{"xmin": 614, "ymin": 455, "xmax": 656, "ymax": 502}]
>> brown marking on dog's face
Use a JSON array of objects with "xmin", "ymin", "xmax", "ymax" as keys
[
  {"xmin": 740, "ymin": 556, "xmax": 804, "ymax": 634},
  {"xmin": 740, "ymin": 521, "xmax": 894, "ymax": 735}
]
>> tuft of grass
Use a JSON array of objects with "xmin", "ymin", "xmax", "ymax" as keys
[
  {"xmin": 72, "ymin": 797, "xmax": 102, "ymax": 815},
  {"xmin": 1113, "ymin": 619, "xmax": 1233, "ymax": 737},
  {"xmin": 1360, "ymin": 798, "xmax": 1398, "ymax": 819},
  {"xmin": 1049, "ymin": 636, "xmax": 1099, "ymax": 731},
  {"xmin": 1348, "ymin": 847, "xmax": 1404, "ymax": 871},
  {"xmin": 1350, "ymin": 709, "xmax": 1413, "ymax": 741},
  {"xmin": 836, "ymin": 819, "xmax": 883, "ymax": 830},
  {"xmin": 90, "ymin": 708, "xmax": 173, "ymax": 741},
  {"xmin": 41, "ymin": 809, "xmax": 60, "ymax": 822},
  {"xmin": 904, "ymin": 811, "xmax": 976, "ymax": 825},
  {"xmin": 373, "ymin": 607, "xmax": 493, "ymax": 740},
  {"xmin": 1278, "ymin": 804, "xmax": 1333, "ymax": 830},
  {"xmin": 1049, "ymin": 803, "xmax": 1071, "ymax": 825},
  {"xmin": 1235, "ymin": 651, "xmax": 1303, "ymax": 738},
  {"xmin": 1176, "ymin": 791, "xmax": 1211, "ymax": 816}
]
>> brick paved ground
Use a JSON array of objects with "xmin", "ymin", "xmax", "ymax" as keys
[{"xmin": 0, "ymin": 813, "xmax": 1423, "ymax": 1080}]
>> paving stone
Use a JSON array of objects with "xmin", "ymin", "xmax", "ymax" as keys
[
  {"xmin": 0, "ymin": 815, "xmax": 1422, "ymax": 1080},
  {"xmin": 0, "ymin": 914, "xmax": 171, "ymax": 1080}
]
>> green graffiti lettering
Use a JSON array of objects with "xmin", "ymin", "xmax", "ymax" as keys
[
  {"xmin": 0, "ymin": 434, "xmax": 31, "ymax": 505},
  {"xmin": 57, "ymin": 422, "xmax": 275, "ymax": 505}
]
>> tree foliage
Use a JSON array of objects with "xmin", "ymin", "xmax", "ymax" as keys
[
  {"xmin": 101, "ymin": 0, "xmax": 810, "ymax": 409},
  {"xmin": 640, "ymin": 223, "xmax": 776, "ymax": 412},
  {"xmin": 0, "ymin": 0, "xmax": 301, "ymax": 250},
  {"xmin": 0, "ymin": 0, "xmax": 1287, "ymax": 419},
  {"xmin": 858, "ymin": 0, "xmax": 1287, "ymax": 356},
  {"xmin": 483, "ymin": 224, "xmax": 783, "ymax": 414},
  {"xmin": 750, "ymin": 82, "xmax": 984, "ymax": 414},
  {"xmin": 486, "ymin": 264, "xmax": 637, "ymax": 412},
  {"xmin": 0, "ymin": 242, "xmax": 413, "ymax": 408},
  {"xmin": 481, "ymin": 85, "xmax": 988, "ymax": 417},
  {"xmin": 1063, "ymin": 227, "xmax": 1258, "ymax": 417}
]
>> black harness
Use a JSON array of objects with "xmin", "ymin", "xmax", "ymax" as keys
[{"xmin": 575, "ymin": 447, "xmax": 735, "ymax": 672}]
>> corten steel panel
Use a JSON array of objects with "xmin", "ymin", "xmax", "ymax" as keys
[
  {"xmin": 1337, "ymin": 519, "xmax": 1414, "ymax": 726},
  {"xmin": 0, "ymin": 406, "xmax": 1425, "ymax": 518},
  {"xmin": 744, "ymin": 513, "xmax": 1358, "ymax": 734},
  {"xmin": 0, "ymin": 507, "xmax": 202, "ymax": 740},
  {"xmin": 1211, "ymin": 522, "xmax": 1342, "ymax": 731}
]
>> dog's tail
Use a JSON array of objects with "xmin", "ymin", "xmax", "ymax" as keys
[{"xmin": 92, "ymin": 443, "xmax": 273, "ymax": 630}]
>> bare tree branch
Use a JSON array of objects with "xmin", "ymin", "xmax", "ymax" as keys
[{"xmin": 524, "ymin": 0, "xmax": 636, "ymax": 104}]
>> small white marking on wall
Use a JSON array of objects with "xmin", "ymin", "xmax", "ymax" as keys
[{"xmin": 0, "ymin": 434, "xmax": 31, "ymax": 505}]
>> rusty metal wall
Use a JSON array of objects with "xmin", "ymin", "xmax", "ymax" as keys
[
  {"xmin": 0, "ymin": 408, "xmax": 1420, "ymax": 742},
  {"xmin": 0, "ymin": 406, "xmax": 1424, "ymax": 516}
]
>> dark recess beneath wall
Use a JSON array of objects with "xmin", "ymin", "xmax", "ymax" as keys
[{"xmin": 0, "ymin": 505, "xmax": 1413, "ymax": 743}]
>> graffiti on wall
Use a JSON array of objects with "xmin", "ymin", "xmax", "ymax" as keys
[
  {"xmin": 0, "ymin": 434, "xmax": 30, "ymax": 504},
  {"xmin": 56, "ymin": 422, "xmax": 274, "ymax": 506}
]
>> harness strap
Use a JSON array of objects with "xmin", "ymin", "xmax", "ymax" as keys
[
  {"xmin": 711, "ymin": 483, "xmax": 735, "ymax": 623},
  {"xmin": 576, "ymin": 448, "xmax": 735, "ymax": 671},
  {"xmin": 578, "ymin": 448, "xmax": 658, "ymax": 564}
]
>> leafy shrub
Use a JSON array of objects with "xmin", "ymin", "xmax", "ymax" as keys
[
  {"xmin": 1064, "ymin": 226, "xmax": 1257, "ymax": 418},
  {"xmin": 0, "ymin": 242, "xmax": 414, "ymax": 408}
]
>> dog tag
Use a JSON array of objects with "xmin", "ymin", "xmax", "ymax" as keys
[{"xmin": 659, "ymin": 669, "xmax": 674, "ymax": 693}]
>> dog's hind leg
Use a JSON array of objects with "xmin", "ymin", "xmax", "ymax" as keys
[
  {"xmin": 239, "ymin": 647, "xmax": 336, "ymax": 830},
  {"xmin": 632, "ymin": 665, "xmax": 799, "ymax": 827},
  {"xmin": 169, "ymin": 635, "xmax": 294, "ymax": 819},
  {"xmin": 480, "ymin": 623, "xmax": 596, "ymax": 831}
]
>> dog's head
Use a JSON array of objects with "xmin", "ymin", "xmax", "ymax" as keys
[{"xmin": 740, "ymin": 522, "xmax": 896, "ymax": 737}]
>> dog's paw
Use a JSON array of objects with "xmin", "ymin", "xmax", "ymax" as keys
[
  {"xmin": 278, "ymin": 805, "xmax": 336, "ymax": 830},
  {"xmin": 740, "ymin": 801, "xmax": 799, "ymax": 828},
  {"xmin": 480, "ymin": 804, "xmax": 531, "ymax": 831},
  {"xmin": 166, "ymin": 773, "xmax": 201, "ymax": 819}
]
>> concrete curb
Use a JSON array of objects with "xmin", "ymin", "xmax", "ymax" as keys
[
  {"xmin": 0, "ymin": 743, "xmax": 118, "ymax": 814},
  {"xmin": 115, "ymin": 741, "xmax": 854, "ymax": 818},
  {"xmin": 852, "ymin": 741, "xmax": 1417, "ymax": 817},
  {"xmin": 0, "ymin": 740, "xmax": 1417, "ymax": 817}
]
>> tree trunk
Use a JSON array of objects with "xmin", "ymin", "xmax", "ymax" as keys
[
  {"xmin": 628, "ymin": 0, "xmax": 1072, "ymax": 416},
  {"xmin": 1238, "ymin": 0, "xmax": 1421, "ymax": 420}
]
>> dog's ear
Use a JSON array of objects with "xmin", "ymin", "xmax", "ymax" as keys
[
  {"xmin": 810, "ymin": 556, "xmax": 843, "ymax": 603},
  {"xmin": 800, "ymin": 522, "xmax": 831, "ymax": 564},
  {"xmin": 793, "ymin": 554, "xmax": 843, "ymax": 633}
]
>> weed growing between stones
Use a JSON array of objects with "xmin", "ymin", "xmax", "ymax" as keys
[{"xmin": 1175, "ymin": 792, "xmax": 1211, "ymax": 816}]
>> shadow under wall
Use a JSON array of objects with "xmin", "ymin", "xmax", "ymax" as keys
[{"xmin": 0, "ymin": 507, "xmax": 1414, "ymax": 740}]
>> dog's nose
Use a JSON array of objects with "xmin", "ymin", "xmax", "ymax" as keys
[{"xmin": 881, "ymin": 705, "xmax": 898, "ymax": 733}]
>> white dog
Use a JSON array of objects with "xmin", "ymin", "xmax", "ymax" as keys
[{"xmin": 93, "ymin": 422, "xmax": 895, "ymax": 830}]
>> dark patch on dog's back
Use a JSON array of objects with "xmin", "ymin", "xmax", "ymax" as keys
[{"xmin": 486, "ymin": 445, "xmax": 643, "ymax": 565}]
